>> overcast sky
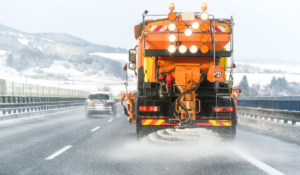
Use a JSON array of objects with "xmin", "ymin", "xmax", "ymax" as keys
[{"xmin": 1, "ymin": 0, "xmax": 299, "ymax": 63}]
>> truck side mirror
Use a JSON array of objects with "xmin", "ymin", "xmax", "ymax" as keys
[
  {"xmin": 129, "ymin": 63, "xmax": 136, "ymax": 70},
  {"xmin": 129, "ymin": 49, "xmax": 136, "ymax": 63}
]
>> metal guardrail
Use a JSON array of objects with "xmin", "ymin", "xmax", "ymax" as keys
[
  {"xmin": 0, "ymin": 102, "xmax": 84, "ymax": 115},
  {"xmin": 0, "ymin": 95, "xmax": 86, "ymax": 116},
  {"xmin": 0, "ymin": 95, "xmax": 85, "ymax": 103},
  {"xmin": 238, "ymin": 96, "xmax": 300, "ymax": 111},
  {"xmin": 0, "ymin": 80, "xmax": 89, "ymax": 98},
  {"xmin": 238, "ymin": 107, "xmax": 300, "ymax": 125}
]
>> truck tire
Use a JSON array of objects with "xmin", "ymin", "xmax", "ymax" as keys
[
  {"xmin": 135, "ymin": 92, "xmax": 142, "ymax": 138},
  {"xmin": 218, "ymin": 120, "xmax": 236, "ymax": 141}
]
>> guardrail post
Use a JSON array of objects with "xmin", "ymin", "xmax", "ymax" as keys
[
  {"xmin": 292, "ymin": 121, "xmax": 296, "ymax": 125},
  {"xmin": 12, "ymin": 82, "xmax": 14, "ymax": 96},
  {"xmin": 283, "ymin": 120, "xmax": 288, "ymax": 124}
]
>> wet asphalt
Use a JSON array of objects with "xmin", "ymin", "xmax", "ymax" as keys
[{"xmin": 0, "ymin": 104, "xmax": 299, "ymax": 175}]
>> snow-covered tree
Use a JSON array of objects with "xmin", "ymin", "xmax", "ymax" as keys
[
  {"xmin": 6, "ymin": 54, "xmax": 14, "ymax": 67},
  {"xmin": 239, "ymin": 75, "xmax": 249, "ymax": 95}
]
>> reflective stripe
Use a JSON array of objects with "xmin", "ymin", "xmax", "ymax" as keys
[
  {"xmin": 143, "ymin": 119, "xmax": 153, "ymax": 125},
  {"xmin": 196, "ymin": 120, "xmax": 232, "ymax": 126},
  {"xmin": 154, "ymin": 120, "xmax": 165, "ymax": 125}
]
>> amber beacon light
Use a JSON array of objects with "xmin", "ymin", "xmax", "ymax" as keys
[
  {"xmin": 201, "ymin": 3, "xmax": 207, "ymax": 11},
  {"xmin": 169, "ymin": 3, "xmax": 175, "ymax": 10}
]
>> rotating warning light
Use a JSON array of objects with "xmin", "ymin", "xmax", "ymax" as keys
[
  {"xmin": 168, "ymin": 23, "xmax": 176, "ymax": 31},
  {"xmin": 201, "ymin": 3, "xmax": 207, "ymax": 11},
  {"xmin": 190, "ymin": 45, "xmax": 198, "ymax": 53},
  {"xmin": 169, "ymin": 3, "xmax": 175, "ymax": 10},
  {"xmin": 179, "ymin": 45, "xmax": 187, "ymax": 53},
  {"xmin": 168, "ymin": 34, "xmax": 176, "ymax": 42},
  {"xmin": 192, "ymin": 22, "xmax": 200, "ymax": 29},
  {"xmin": 168, "ymin": 45, "xmax": 176, "ymax": 53},
  {"xmin": 200, "ymin": 12, "xmax": 209, "ymax": 20},
  {"xmin": 184, "ymin": 29, "xmax": 192, "ymax": 37}
]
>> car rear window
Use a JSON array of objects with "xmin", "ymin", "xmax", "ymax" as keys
[{"xmin": 88, "ymin": 94, "xmax": 110, "ymax": 100}]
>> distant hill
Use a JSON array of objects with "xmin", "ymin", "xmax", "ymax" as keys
[{"xmin": 0, "ymin": 23, "xmax": 127, "ymax": 59}]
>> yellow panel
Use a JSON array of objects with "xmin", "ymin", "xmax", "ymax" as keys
[
  {"xmin": 144, "ymin": 56, "xmax": 152, "ymax": 82},
  {"xmin": 220, "ymin": 57, "xmax": 227, "ymax": 71}
]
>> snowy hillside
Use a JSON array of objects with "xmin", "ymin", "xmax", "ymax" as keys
[
  {"xmin": 1, "ymin": 49, "xmax": 300, "ymax": 96},
  {"xmin": 0, "ymin": 23, "xmax": 127, "ymax": 59}
]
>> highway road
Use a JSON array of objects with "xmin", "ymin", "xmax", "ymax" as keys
[{"xmin": 1, "ymin": 104, "xmax": 300, "ymax": 175}]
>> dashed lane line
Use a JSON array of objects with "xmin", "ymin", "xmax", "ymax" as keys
[
  {"xmin": 91, "ymin": 127, "xmax": 100, "ymax": 132},
  {"xmin": 230, "ymin": 147, "xmax": 285, "ymax": 175},
  {"xmin": 108, "ymin": 119, "xmax": 113, "ymax": 122},
  {"xmin": 45, "ymin": 145, "xmax": 72, "ymax": 160}
]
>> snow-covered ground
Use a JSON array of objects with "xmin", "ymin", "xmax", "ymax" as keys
[
  {"xmin": 0, "ymin": 58, "xmax": 136, "ymax": 96},
  {"xmin": 1, "ymin": 52, "xmax": 300, "ymax": 95},
  {"xmin": 90, "ymin": 53, "xmax": 128, "ymax": 64}
]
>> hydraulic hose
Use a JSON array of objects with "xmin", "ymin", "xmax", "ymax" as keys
[{"xmin": 173, "ymin": 74, "xmax": 204, "ymax": 124}]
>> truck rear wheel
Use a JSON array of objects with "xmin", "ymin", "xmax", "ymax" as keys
[
  {"xmin": 217, "ymin": 122, "xmax": 236, "ymax": 141},
  {"xmin": 135, "ymin": 92, "xmax": 142, "ymax": 138}
]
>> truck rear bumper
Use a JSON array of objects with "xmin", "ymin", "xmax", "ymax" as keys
[{"xmin": 141, "ymin": 119, "xmax": 233, "ymax": 126}]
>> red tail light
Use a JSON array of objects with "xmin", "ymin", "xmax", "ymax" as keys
[
  {"xmin": 139, "ymin": 106, "xmax": 160, "ymax": 112},
  {"xmin": 106, "ymin": 101, "xmax": 114, "ymax": 104},
  {"xmin": 212, "ymin": 106, "xmax": 233, "ymax": 112},
  {"xmin": 86, "ymin": 100, "xmax": 93, "ymax": 105}
]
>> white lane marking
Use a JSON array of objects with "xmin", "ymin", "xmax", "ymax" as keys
[
  {"xmin": 231, "ymin": 148, "xmax": 285, "ymax": 175},
  {"xmin": 91, "ymin": 126, "xmax": 100, "ymax": 132},
  {"xmin": 45, "ymin": 145, "xmax": 72, "ymax": 160},
  {"xmin": 117, "ymin": 114, "xmax": 120, "ymax": 117},
  {"xmin": 108, "ymin": 119, "xmax": 113, "ymax": 122},
  {"xmin": 122, "ymin": 111, "xmax": 124, "ymax": 113}
]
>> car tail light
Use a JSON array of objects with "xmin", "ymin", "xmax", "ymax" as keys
[
  {"xmin": 86, "ymin": 99, "xmax": 93, "ymax": 105},
  {"xmin": 106, "ymin": 101, "xmax": 114, "ymax": 104},
  {"xmin": 139, "ymin": 106, "xmax": 160, "ymax": 112},
  {"xmin": 212, "ymin": 106, "xmax": 233, "ymax": 112}
]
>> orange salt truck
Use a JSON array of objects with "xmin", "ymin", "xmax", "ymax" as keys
[{"xmin": 121, "ymin": 3, "xmax": 240, "ymax": 139}]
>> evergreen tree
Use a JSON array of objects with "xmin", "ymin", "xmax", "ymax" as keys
[
  {"xmin": 6, "ymin": 54, "xmax": 15, "ymax": 67},
  {"xmin": 239, "ymin": 75, "xmax": 250, "ymax": 95},
  {"xmin": 270, "ymin": 76, "xmax": 277, "ymax": 90}
]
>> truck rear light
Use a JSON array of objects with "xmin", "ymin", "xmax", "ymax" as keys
[
  {"xmin": 212, "ymin": 106, "xmax": 233, "ymax": 112},
  {"xmin": 139, "ymin": 106, "xmax": 160, "ymax": 112}
]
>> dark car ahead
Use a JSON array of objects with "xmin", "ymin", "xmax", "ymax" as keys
[{"xmin": 85, "ymin": 92, "xmax": 117, "ymax": 118}]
